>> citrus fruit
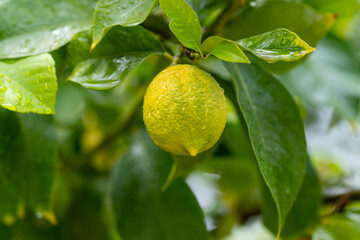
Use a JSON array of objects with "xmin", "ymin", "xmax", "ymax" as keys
[{"xmin": 143, "ymin": 64, "xmax": 227, "ymax": 157}]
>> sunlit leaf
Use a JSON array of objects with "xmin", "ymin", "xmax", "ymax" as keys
[
  {"xmin": 159, "ymin": 0, "xmax": 203, "ymax": 52},
  {"xmin": 237, "ymin": 29, "xmax": 315, "ymax": 63},
  {"xmin": 0, "ymin": 54, "xmax": 57, "ymax": 114},
  {"xmin": 201, "ymin": 36, "xmax": 250, "ymax": 63}
]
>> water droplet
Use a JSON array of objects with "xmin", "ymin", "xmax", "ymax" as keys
[
  {"xmin": 44, "ymin": 83, "xmax": 48, "ymax": 89},
  {"xmin": 129, "ymin": 0, "xmax": 134, "ymax": 4},
  {"xmin": 36, "ymin": 212, "xmax": 43, "ymax": 219},
  {"xmin": 45, "ymin": 108, "xmax": 52, "ymax": 114},
  {"xmin": 2, "ymin": 103, "xmax": 17, "ymax": 111},
  {"xmin": 0, "ymin": 86, "xmax": 7, "ymax": 92},
  {"xmin": 249, "ymin": 1, "xmax": 257, "ymax": 7}
]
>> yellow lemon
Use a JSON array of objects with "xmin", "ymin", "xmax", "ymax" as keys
[{"xmin": 143, "ymin": 64, "xmax": 227, "ymax": 157}]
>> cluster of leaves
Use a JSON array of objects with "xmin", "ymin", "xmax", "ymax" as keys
[{"xmin": 0, "ymin": 0, "xmax": 359, "ymax": 239}]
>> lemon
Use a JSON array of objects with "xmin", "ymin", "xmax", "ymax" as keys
[{"xmin": 143, "ymin": 64, "xmax": 227, "ymax": 157}]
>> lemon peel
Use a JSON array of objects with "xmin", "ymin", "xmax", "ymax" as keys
[{"xmin": 143, "ymin": 64, "xmax": 227, "ymax": 157}]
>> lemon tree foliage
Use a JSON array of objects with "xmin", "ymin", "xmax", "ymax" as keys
[
  {"xmin": 0, "ymin": 0, "xmax": 357, "ymax": 239},
  {"xmin": 223, "ymin": 61, "xmax": 307, "ymax": 234},
  {"xmin": 67, "ymin": 26, "xmax": 164, "ymax": 90},
  {"xmin": 0, "ymin": 0, "xmax": 98, "ymax": 59},
  {"xmin": 92, "ymin": 0, "xmax": 157, "ymax": 48},
  {"xmin": 0, "ymin": 54, "xmax": 57, "ymax": 114}
]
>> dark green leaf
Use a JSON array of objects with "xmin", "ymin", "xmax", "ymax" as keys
[
  {"xmin": 237, "ymin": 29, "xmax": 315, "ymax": 63},
  {"xmin": 0, "ymin": 0, "xmax": 97, "ymax": 59},
  {"xmin": 159, "ymin": 0, "xmax": 203, "ymax": 52},
  {"xmin": 92, "ymin": 0, "xmax": 158, "ymax": 48},
  {"xmin": 185, "ymin": 0, "xmax": 231, "ymax": 26},
  {"xmin": 0, "ymin": 54, "xmax": 57, "ymax": 114},
  {"xmin": 201, "ymin": 36, "xmax": 250, "ymax": 63},
  {"xmin": 110, "ymin": 130, "xmax": 208, "ymax": 240},
  {"xmin": 0, "ymin": 108, "xmax": 57, "ymax": 220},
  {"xmin": 222, "ymin": 1, "xmax": 335, "ymax": 72},
  {"xmin": 67, "ymin": 26, "xmax": 164, "ymax": 90},
  {"xmin": 223, "ymin": 62, "xmax": 307, "ymax": 233},
  {"xmin": 262, "ymin": 160, "xmax": 321, "ymax": 237}
]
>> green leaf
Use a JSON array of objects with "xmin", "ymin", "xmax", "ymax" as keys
[
  {"xmin": 92, "ymin": 0, "xmax": 158, "ymax": 48},
  {"xmin": 201, "ymin": 36, "xmax": 250, "ymax": 63},
  {"xmin": 0, "ymin": 54, "xmax": 57, "ymax": 114},
  {"xmin": 0, "ymin": 0, "xmax": 98, "ymax": 59},
  {"xmin": 159, "ymin": 0, "xmax": 203, "ymax": 52},
  {"xmin": 185, "ymin": 0, "xmax": 231, "ymax": 26},
  {"xmin": 222, "ymin": 1, "xmax": 335, "ymax": 72},
  {"xmin": 262, "ymin": 160, "xmax": 321, "ymax": 237},
  {"xmin": 0, "ymin": 108, "xmax": 57, "ymax": 220},
  {"xmin": 223, "ymin": 62, "xmax": 307, "ymax": 234},
  {"xmin": 237, "ymin": 29, "xmax": 315, "ymax": 63},
  {"xmin": 67, "ymin": 26, "xmax": 164, "ymax": 90},
  {"xmin": 110, "ymin": 130, "xmax": 209, "ymax": 240}
]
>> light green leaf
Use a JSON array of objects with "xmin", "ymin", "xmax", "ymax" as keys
[
  {"xmin": 67, "ymin": 26, "xmax": 164, "ymax": 90},
  {"xmin": 0, "ymin": 54, "xmax": 57, "ymax": 114},
  {"xmin": 223, "ymin": 62, "xmax": 307, "ymax": 234},
  {"xmin": 0, "ymin": 108, "xmax": 57, "ymax": 220},
  {"xmin": 110, "ymin": 130, "xmax": 209, "ymax": 240},
  {"xmin": 263, "ymin": 160, "xmax": 321, "ymax": 237},
  {"xmin": 159, "ymin": 0, "xmax": 203, "ymax": 52},
  {"xmin": 92, "ymin": 0, "xmax": 158, "ymax": 48},
  {"xmin": 222, "ymin": 1, "xmax": 335, "ymax": 72},
  {"xmin": 237, "ymin": 29, "xmax": 315, "ymax": 63},
  {"xmin": 201, "ymin": 36, "xmax": 250, "ymax": 63},
  {"xmin": 0, "ymin": 0, "xmax": 98, "ymax": 59}
]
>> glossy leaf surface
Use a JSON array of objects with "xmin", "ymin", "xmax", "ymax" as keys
[
  {"xmin": 237, "ymin": 29, "xmax": 315, "ymax": 63},
  {"xmin": 0, "ymin": 0, "xmax": 97, "ymax": 59},
  {"xmin": 223, "ymin": 62, "xmax": 307, "ymax": 233},
  {"xmin": 0, "ymin": 54, "xmax": 57, "ymax": 114},
  {"xmin": 92, "ymin": 0, "xmax": 157, "ymax": 48},
  {"xmin": 67, "ymin": 26, "xmax": 164, "ymax": 90}
]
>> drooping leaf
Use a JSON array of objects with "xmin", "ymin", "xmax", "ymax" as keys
[
  {"xmin": 67, "ymin": 26, "xmax": 164, "ymax": 90},
  {"xmin": 262, "ymin": 160, "xmax": 321, "ymax": 237},
  {"xmin": 0, "ymin": 0, "xmax": 98, "ymax": 59},
  {"xmin": 237, "ymin": 29, "xmax": 315, "ymax": 63},
  {"xmin": 223, "ymin": 62, "xmax": 307, "ymax": 234},
  {"xmin": 0, "ymin": 54, "xmax": 57, "ymax": 114},
  {"xmin": 159, "ymin": 0, "xmax": 203, "ymax": 52},
  {"xmin": 110, "ymin": 130, "xmax": 209, "ymax": 240},
  {"xmin": 201, "ymin": 36, "xmax": 250, "ymax": 63},
  {"xmin": 222, "ymin": 1, "xmax": 335, "ymax": 72},
  {"xmin": 92, "ymin": 0, "xmax": 158, "ymax": 48},
  {"xmin": 0, "ymin": 108, "xmax": 57, "ymax": 220}
]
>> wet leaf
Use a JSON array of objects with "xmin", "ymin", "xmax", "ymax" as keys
[
  {"xmin": 237, "ymin": 29, "xmax": 315, "ymax": 63},
  {"xmin": 0, "ymin": 0, "xmax": 98, "ymax": 59},
  {"xmin": 0, "ymin": 54, "xmax": 57, "ymax": 114},
  {"xmin": 67, "ymin": 26, "xmax": 164, "ymax": 90},
  {"xmin": 223, "ymin": 62, "xmax": 307, "ymax": 234},
  {"xmin": 201, "ymin": 36, "xmax": 250, "ymax": 63},
  {"xmin": 92, "ymin": 0, "xmax": 157, "ymax": 48},
  {"xmin": 160, "ymin": 0, "xmax": 203, "ymax": 52}
]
